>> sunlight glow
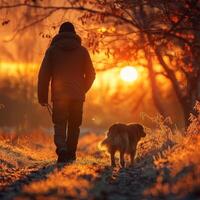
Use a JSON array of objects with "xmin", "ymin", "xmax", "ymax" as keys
[
  {"xmin": 120, "ymin": 66, "xmax": 139, "ymax": 83},
  {"xmin": 0, "ymin": 62, "xmax": 37, "ymax": 76}
]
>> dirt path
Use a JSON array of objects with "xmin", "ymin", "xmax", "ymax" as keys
[
  {"xmin": 0, "ymin": 155, "xmax": 156, "ymax": 200},
  {"xmin": 0, "ymin": 133, "xmax": 158, "ymax": 200}
]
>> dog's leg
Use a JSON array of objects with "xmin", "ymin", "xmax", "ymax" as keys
[
  {"xmin": 110, "ymin": 148, "xmax": 116, "ymax": 167},
  {"xmin": 130, "ymin": 149, "xmax": 136, "ymax": 166},
  {"xmin": 120, "ymin": 151, "xmax": 125, "ymax": 168}
]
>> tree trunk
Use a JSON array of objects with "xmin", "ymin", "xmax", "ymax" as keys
[
  {"xmin": 149, "ymin": 66, "xmax": 168, "ymax": 117},
  {"xmin": 181, "ymin": 100, "xmax": 192, "ymax": 127},
  {"xmin": 152, "ymin": 47, "xmax": 192, "ymax": 127},
  {"xmin": 144, "ymin": 49, "xmax": 168, "ymax": 117}
]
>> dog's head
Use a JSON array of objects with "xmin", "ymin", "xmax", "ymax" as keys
[{"xmin": 127, "ymin": 123, "xmax": 146, "ymax": 139}]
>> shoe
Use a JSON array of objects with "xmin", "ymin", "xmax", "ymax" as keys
[
  {"xmin": 57, "ymin": 150, "xmax": 67, "ymax": 164},
  {"xmin": 57, "ymin": 151, "xmax": 76, "ymax": 164},
  {"xmin": 65, "ymin": 153, "xmax": 76, "ymax": 163}
]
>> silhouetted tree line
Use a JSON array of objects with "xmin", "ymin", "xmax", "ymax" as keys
[{"xmin": 0, "ymin": 77, "xmax": 51, "ymax": 130}]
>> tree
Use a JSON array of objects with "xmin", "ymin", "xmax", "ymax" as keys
[{"xmin": 1, "ymin": 0, "xmax": 200, "ymax": 126}]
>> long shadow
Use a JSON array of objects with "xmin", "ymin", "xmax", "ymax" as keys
[
  {"xmin": 88, "ymin": 161, "xmax": 155, "ymax": 199},
  {"xmin": 88, "ymin": 139, "xmax": 177, "ymax": 200},
  {"xmin": 0, "ymin": 163, "xmax": 65, "ymax": 200},
  {"xmin": 0, "ymin": 139, "xmax": 177, "ymax": 200}
]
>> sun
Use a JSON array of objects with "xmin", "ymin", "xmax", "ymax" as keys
[{"xmin": 120, "ymin": 66, "xmax": 139, "ymax": 83}]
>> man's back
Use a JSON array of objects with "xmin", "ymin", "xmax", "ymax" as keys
[{"xmin": 38, "ymin": 31, "xmax": 95, "ymax": 103}]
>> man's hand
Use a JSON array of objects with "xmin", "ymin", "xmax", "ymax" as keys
[{"xmin": 40, "ymin": 102, "xmax": 48, "ymax": 107}]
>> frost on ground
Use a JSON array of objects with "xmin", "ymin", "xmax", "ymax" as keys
[{"xmin": 0, "ymin": 102, "xmax": 200, "ymax": 200}]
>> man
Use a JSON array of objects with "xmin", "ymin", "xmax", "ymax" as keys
[{"xmin": 38, "ymin": 22, "xmax": 95, "ymax": 163}]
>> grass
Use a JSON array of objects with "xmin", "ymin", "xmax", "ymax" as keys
[{"xmin": 0, "ymin": 102, "xmax": 200, "ymax": 199}]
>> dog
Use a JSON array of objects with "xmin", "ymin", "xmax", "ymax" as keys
[{"xmin": 100, "ymin": 123, "xmax": 146, "ymax": 167}]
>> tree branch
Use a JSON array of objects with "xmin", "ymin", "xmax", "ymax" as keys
[
  {"xmin": 154, "ymin": 47, "xmax": 184, "ymax": 102},
  {"xmin": 0, "ymin": 3, "xmax": 140, "ymax": 29},
  {"xmin": 3, "ymin": 9, "xmax": 57, "ymax": 42}
]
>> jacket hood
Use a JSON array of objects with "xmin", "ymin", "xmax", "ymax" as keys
[{"xmin": 50, "ymin": 32, "xmax": 82, "ymax": 51}]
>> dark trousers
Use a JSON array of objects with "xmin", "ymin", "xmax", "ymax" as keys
[{"xmin": 52, "ymin": 100, "xmax": 83, "ymax": 156}]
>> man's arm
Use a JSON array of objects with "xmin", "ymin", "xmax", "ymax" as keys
[
  {"xmin": 84, "ymin": 49, "xmax": 96, "ymax": 92},
  {"xmin": 37, "ymin": 49, "xmax": 52, "ymax": 105}
]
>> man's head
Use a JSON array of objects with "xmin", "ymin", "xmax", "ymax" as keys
[{"xmin": 59, "ymin": 22, "xmax": 75, "ymax": 33}]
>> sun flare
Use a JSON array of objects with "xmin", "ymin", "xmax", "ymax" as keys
[{"xmin": 120, "ymin": 66, "xmax": 139, "ymax": 83}]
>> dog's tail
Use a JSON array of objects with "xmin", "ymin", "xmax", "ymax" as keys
[
  {"xmin": 98, "ymin": 137, "xmax": 110, "ymax": 151},
  {"xmin": 99, "ymin": 134, "xmax": 129, "ymax": 151}
]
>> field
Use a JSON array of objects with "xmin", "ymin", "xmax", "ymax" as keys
[{"xmin": 0, "ymin": 103, "xmax": 200, "ymax": 200}]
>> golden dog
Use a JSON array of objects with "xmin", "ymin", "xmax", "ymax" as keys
[{"xmin": 100, "ymin": 123, "xmax": 146, "ymax": 167}]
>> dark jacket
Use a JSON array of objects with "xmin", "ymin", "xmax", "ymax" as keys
[{"xmin": 38, "ymin": 32, "xmax": 95, "ymax": 103}]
